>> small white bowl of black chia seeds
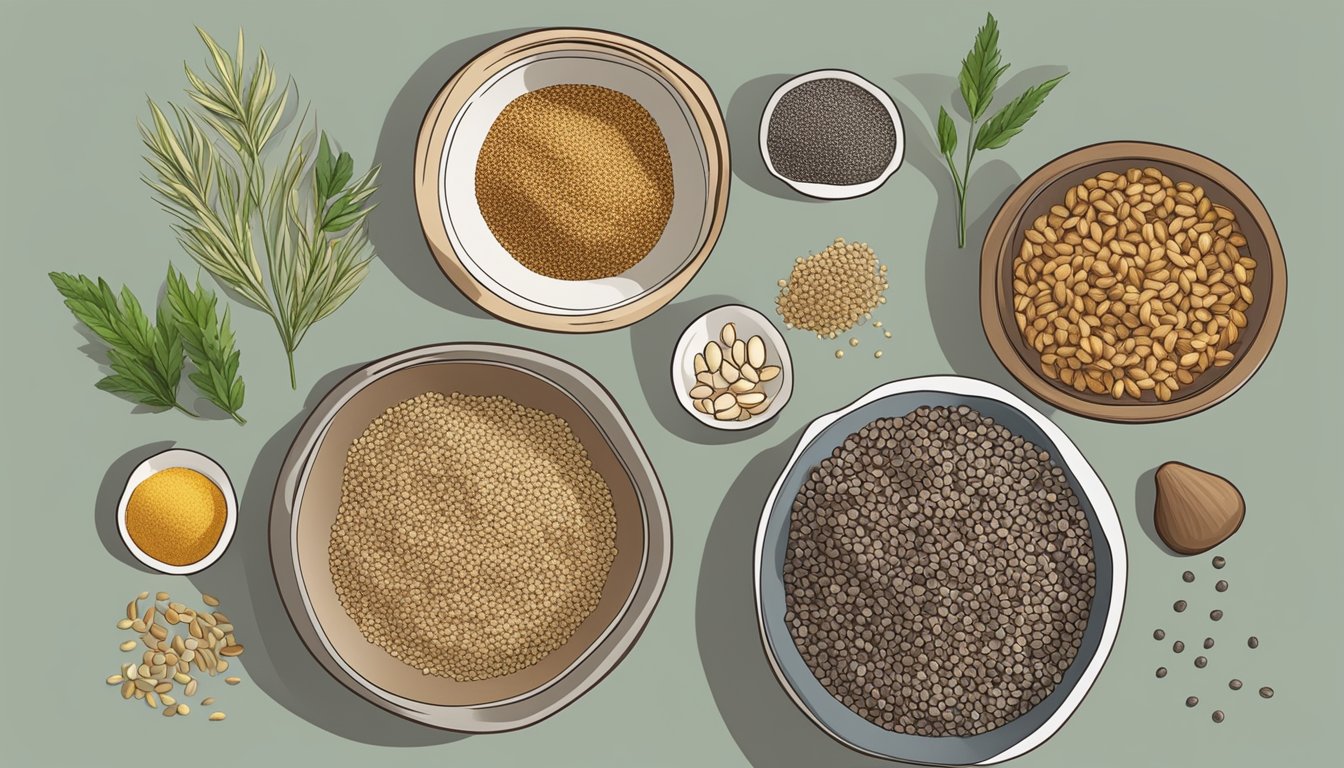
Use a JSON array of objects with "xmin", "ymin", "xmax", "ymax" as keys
[{"xmin": 760, "ymin": 69, "xmax": 905, "ymax": 199}]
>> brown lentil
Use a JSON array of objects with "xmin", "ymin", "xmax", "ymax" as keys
[
  {"xmin": 782, "ymin": 405, "xmax": 1096, "ymax": 736},
  {"xmin": 329, "ymin": 392, "xmax": 617, "ymax": 681},
  {"xmin": 475, "ymin": 84, "xmax": 673, "ymax": 281},
  {"xmin": 1011, "ymin": 168, "xmax": 1255, "ymax": 401},
  {"xmin": 776, "ymin": 238, "xmax": 888, "ymax": 338}
]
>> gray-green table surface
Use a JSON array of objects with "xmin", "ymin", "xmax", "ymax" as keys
[{"xmin": 2, "ymin": 1, "xmax": 1338, "ymax": 765}]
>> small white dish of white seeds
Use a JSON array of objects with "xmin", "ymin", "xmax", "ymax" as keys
[{"xmin": 672, "ymin": 305, "xmax": 793, "ymax": 430}]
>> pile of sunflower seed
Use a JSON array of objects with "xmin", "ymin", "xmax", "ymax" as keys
[{"xmin": 105, "ymin": 591, "xmax": 242, "ymax": 721}]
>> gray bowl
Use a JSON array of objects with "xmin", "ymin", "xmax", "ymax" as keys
[
  {"xmin": 271, "ymin": 343, "xmax": 672, "ymax": 731},
  {"xmin": 754, "ymin": 376, "xmax": 1126, "ymax": 764}
]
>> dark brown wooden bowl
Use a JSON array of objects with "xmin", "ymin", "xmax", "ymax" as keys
[{"xmin": 981, "ymin": 141, "xmax": 1286, "ymax": 423}]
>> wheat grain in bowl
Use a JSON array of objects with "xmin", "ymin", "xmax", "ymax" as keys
[{"xmin": 1012, "ymin": 167, "xmax": 1255, "ymax": 401}]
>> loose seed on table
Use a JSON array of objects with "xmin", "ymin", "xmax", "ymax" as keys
[
  {"xmin": 1186, "ymin": 696, "xmax": 1199, "ymax": 707},
  {"xmin": 202, "ymin": 593, "xmax": 220, "ymax": 607},
  {"xmin": 1194, "ymin": 656, "xmax": 1207, "ymax": 668},
  {"xmin": 1156, "ymin": 667, "xmax": 1168, "ymax": 678},
  {"xmin": 849, "ymin": 337, "xmax": 859, "ymax": 347},
  {"xmin": 1212, "ymin": 710, "xmax": 1225, "ymax": 723},
  {"xmin": 1247, "ymin": 636, "xmax": 1259, "ymax": 649},
  {"xmin": 1229, "ymin": 679, "xmax": 1243, "ymax": 690},
  {"xmin": 1173, "ymin": 641, "xmax": 1185, "ymax": 653},
  {"xmin": 1183, "ymin": 571, "xmax": 1195, "ymax": 582},
  {"xmin": 835, "ymin": 350, "xmax": 844, "ymax": 359},
  {"xmin": 1210, "ymin": 610, "xmax": 1224, "ymax": 621},
  {"xmin": 105, "ymin": 675, "xmax": 123, "ymax": 685},
  {"xmin": 225, "ymin": 677, "xmax": 241, "ymax": 685},
  {"xmin": 1203, "ymin": 638, "xmax": 1215, "ymax": 649},
  {"xmin": 176, "ymin": 704, "xmax": 190, "ymax": 716},
  {"xmin": 1215, "ymin": 580, "xmax": 1228, "ymax": 592},
  {"xmin": 1259, "ymin": 687, "xmax": 1274, "ymax": 699},
  {"xmin": 1154, "ymin": 629, "xmax": 1166, "ymax": 640},
  {"xmin": 1174, "ymin": 600, "xmax": 1187, "ymax": 612},
  {"xmin": 209, "ymin": 712, "xmax": 226, "ymax": 722},
  {"xmin": 873, "ymin": 350, "xmax": 882, "ymax": 359},
  {"xmin": 119, "ymin": 641, "xmax": 137, "ymax": 652},
  {"xmin": 201, "ymin": 696, "xmax": 215, "ymax": 706},
  {"xmin": 1212, "ymin": 556, "xmax": 1226, "ymax": 568}
]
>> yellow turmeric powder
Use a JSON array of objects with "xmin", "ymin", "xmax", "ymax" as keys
[{"xmin": 125, "ymin": 468, "xmax": 227, "ymax": 566}]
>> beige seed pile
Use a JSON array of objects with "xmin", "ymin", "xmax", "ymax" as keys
[
  {"xmin": 475, "ymin": 83, "xmax": 674, "ymax": 281},
  {"xmin": 105, "ymin": 591, "xmax": 241, "ymax": 722},
  {"xmin": 1013, "ymin": 168, "xmax": 1255, "ymax": 401},
  {"xmin": 330, "ymin": 392, "xmax": 617, "ymax": 681},
  {"xmin": 776, "ymin": 237, "xmax": 888, "ymax": 338}
]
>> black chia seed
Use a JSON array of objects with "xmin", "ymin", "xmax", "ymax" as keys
[{"xmin": 767, "ymin": 78, "xmax": 896, "ymax": 186}]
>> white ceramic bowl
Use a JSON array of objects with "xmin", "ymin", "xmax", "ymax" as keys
[
  {"xmin": 760, "ymin": 69, "xmax": 905, "ymax": 200},
  {"xmin": 671, "ymin": 305, "xmax": 793, "ymax": 430},
  {"xmin": 415, "ymin": 29, "xmax": 731, "ymax": 332},
  {"xmin": 117, "ymin": 448, "xmax": 237, "ymax": 575},
  {"xmin": 755, "ymin": 376, "xmax": 1126, "ymax": 765}
]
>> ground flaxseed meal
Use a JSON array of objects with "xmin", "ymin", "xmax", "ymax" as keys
[
  {"xmin": 783, "ymin": 405, "xmax": 1097, "ymax": 736},
  {"xmin": 329, "ymin": 392, "xmax": 617, "ymax": 681},
  {"xmin": 475, "ymin": 84, "xmax": 674, "ymax": 281}
]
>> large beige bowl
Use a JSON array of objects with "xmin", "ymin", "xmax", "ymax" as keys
[
  {"xmin": 414, "ymin": 28, "xmax": 730, "ymax": 332},
  {"xmin": 270, "ymin": 344, "xmax": 671, "ymax": 731}
]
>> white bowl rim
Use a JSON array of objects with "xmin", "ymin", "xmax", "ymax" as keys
[
  {"xmin": 116, "ymin": 448, "xmax": 238, "ymax": 575},
  {"xmin": 753, "ymin": 375, "xmax": 1127, "ymax": 765},
  {"xmin": 759, "ymin": 68, "xmax": 906, "ymax": 200},
  {"xmin": 670, "ymin": 304, "xmax": 794, "ymax": 431}
]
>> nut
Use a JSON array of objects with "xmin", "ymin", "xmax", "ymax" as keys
[{"xmin": 686, "ymin": 322, "xmax": 781, "ymax": 425}]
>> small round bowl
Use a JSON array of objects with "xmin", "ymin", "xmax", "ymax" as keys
[
  {"xmin": 270, "ymin": 343, "xmax": 671, "ymax": 731},
  {"xmin": 117, "ymin": 448, "xmax": 237, "ymax": 575},
  {"xmin": 760, "ymin": 69, "xmax": 905, "ymax": 200},
  {"xmin": 671, "ymin": 305, "xmax": 793, "ymax": 430},
  {"xmin": 755, "ymin": 376, "xmax": 1126, "ymax": 765},
  {"xmin": 981, "ymin": 141, "xmax": 1287, "ymax": 423},
  {"xmin": 414, "ymin": 28, "xmax": 730, "ymax": 332}
]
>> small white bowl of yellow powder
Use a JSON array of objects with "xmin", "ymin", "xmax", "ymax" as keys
[{"xmin": 117, "ymin": 449, "xmax": 236, "ymax": 574}]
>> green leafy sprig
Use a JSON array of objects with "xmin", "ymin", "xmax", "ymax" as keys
[
  {"xmin": 140, "ymin": 28, "xmax": 378, "ymax": 388},
  {"xmin": 165, "ymin": 266, "xmax": 247, "ymax": 423},
  {"xmin": 936, "ymin": 14, "xmax": 1067, "ymax": 247},
  {"xmin": 50, "ymin": 268, "xmax": 246, "ymax": 423}
]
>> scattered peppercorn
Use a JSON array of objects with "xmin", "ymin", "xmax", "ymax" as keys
[
  {"xmin": 1215, "ymin": 580, "xmax": 1228, "ymax": 592},
  {"xmin": 1156, "ymin": 667, "xmax": 1168, "ymax": 678},
  {"xmin": 1210, "ymin": 610, "xmax": 1224, "ymax": 621},
  {"xmin": 1247, "ymin": 636, "xmax": 1259, "ymax": 649},
  {"xmin": 1173, "ymin": 641, "xmax": 1185, "ymax": 653},
  {"xmin": 1259, "ymin": 687, "xmax": 1274, "ymax": 699},
  {"xmin": 1203, "ymin": 637, "xmax": 1215, "ymax": 649},
  {"xmin": 1212, "ymin": 555, "xmax": 1226, "ymax": 569},
  {"xmin": 1154, "ymin": 629, "xmax": 1166, "ymax": 640},
  {"xmin": 1195, "ymin": 656, "xmax": 1207, "ymax": 668},
  {"xmin": 1186, "ymin": 696, "xmax": 1199, "ymax": 707},
  {"xmin": 1174, "ymin": 600, "xmax": 1187, "ymax": 613},
  {"xmin": 1229, "ymin": 679, "xmax": 1243, "ymax": 690},
  {"xmin": 1212, "ymin": 710, "xmax": 1225, "ymax": 723},
  {"xmin": 1182, "ymin": 571, "xmax": 1195, "ymax": 582}
]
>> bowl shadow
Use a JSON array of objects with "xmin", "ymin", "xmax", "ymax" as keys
[
  {"xmin": 726, "ymin": 74, "xmax": 825, "ymax": 203},
  {"xmin": 695, "ymin": 430, "xmax": 915, "ymax": 767},
  {"xmin": 187, "ymin": 363, "xmax": 467, "ymax": 746},
  {"xmin": 629, "ymin": 293, "xmax": 780, "ymax": 445},
  {"xmin": 368, "ymin": 29, "xmax": 535, "ymax": 320},
  {"xmin": 890, "ymin": 71, "xmax": 1065, "ymax": 417},
  {"xmin": 95, "ymin": 440, "xmax": 178, "ymax": 573}
]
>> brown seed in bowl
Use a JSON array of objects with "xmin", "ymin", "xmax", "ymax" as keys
[{"xmin": 1011, "ymin": 167, "xmax": 1255, "ymax": 402}]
